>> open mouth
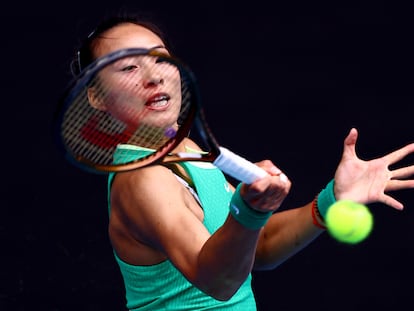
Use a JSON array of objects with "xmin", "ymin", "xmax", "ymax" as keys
[{"xmin": 145, "ymin": 93, "xmax": 171, "ymax": 109}]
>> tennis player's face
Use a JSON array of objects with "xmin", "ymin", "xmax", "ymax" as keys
[{"xmin": 88, "ymin": 23, "xmax": 182, "ymax": 129}]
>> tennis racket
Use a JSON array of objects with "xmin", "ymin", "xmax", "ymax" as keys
[{"xmin": 55, "ymin": 48, "xmax": 267, "ymax": 184}]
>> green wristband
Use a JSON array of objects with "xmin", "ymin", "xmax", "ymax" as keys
[
  {"xmin": 229, "ymin": 183, "xmax": 272, "ymax": 230},
  {"xmin": 317, "ymin": 179, "xmax": 336, "ymax": 218}
]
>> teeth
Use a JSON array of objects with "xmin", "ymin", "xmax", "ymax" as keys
[{"xmin": 150, "ymin": 99, "xmax": 168, "ymax": 107}]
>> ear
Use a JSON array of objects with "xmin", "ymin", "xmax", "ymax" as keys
[{"xmin": 87, "ymin": 87, "xmax": 107, "ymax": 111}]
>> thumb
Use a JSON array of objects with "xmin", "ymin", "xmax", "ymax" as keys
[{"xmin": 342, "ymin": 128, "xmax": 358, "ymax": 159}]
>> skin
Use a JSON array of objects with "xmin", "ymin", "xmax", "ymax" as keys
[
  {"xmin": 94, "ymin": 23, "xmax": 414, "ymax": 301},
  {"xmin": 87, "ymin": 25, "xmax": 181, "ymax": 129},
  {"xmin": 87, "ymin": 50, "xmax": 182, "ymax": 149}
]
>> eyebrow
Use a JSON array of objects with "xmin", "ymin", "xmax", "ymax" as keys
[{"xmin": 149, "ymin": 45, "xmax": 166, "ymax": 51}]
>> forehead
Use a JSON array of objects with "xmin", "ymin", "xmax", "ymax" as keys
[{"xmin": 94, "ymin": 23, "xmax": 166, "ymax": 57}]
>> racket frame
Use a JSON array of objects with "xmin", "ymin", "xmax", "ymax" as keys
[{"xmin": 55, "ymin": 48, "xmax": 222, "ymax": 173}]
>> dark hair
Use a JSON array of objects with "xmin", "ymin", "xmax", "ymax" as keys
[{"xmin": 71, "ymin": 14, "xmax": 171, "ymax": 76}]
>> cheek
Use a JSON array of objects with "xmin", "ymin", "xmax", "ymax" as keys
[{"xmin": 106, "ymin": 93, "xmax": 147, "ymax": 124}]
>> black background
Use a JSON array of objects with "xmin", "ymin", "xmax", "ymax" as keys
[{"xmin": 1, "ymin": 1, "xmax": 414, "ymax": 310}]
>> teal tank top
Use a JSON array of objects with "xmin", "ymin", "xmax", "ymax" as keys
[{"xmin": 107, "ymin": 145, "xmax": 257, "ymax": 310}]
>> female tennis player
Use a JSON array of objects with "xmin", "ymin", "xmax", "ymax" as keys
[{"xmin": 69, "ymin": 14, "xmax": 414, "ymax": 311}]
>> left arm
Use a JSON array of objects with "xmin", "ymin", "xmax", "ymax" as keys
[
  {"xmin": 254, "ymin": 128, "xmax": 414, "ymax": 270},
  {"xmin": 254, "ymin": 202, "xmax": 323, "ymax": 270}
]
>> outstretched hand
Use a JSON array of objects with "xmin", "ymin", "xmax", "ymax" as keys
[{"xmin": 334, "ymin": 128, "xmax": 414, "ymax": 210}]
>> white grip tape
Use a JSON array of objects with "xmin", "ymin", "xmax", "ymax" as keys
[{"xmin": 213, "ymin": 147, "xmax": 268, "ymax": 184}]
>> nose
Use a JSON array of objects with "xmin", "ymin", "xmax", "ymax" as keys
[{"xmin": 143, "ymin": 77, "xmax": 164, "ymax": 88}]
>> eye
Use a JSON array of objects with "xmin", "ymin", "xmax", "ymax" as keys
[
  {"xmin": 155, "ymin": 57, "xmax": 166, "ymax": 64},
  {"xmin": 121, "ymin": 65, "xmax": 140, "ymax": 72}
]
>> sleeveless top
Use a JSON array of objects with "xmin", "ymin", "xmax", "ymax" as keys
[{"xmin": 108, "ymin": 145, "xmax": 257, "ymax": 310}]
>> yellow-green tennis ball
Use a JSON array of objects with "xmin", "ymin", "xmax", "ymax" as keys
[{"xmin": 325, "ymin": 200, "xmax": 373, "ymax": 244}]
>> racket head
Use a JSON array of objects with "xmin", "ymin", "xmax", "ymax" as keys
[{"xmin": 54, "ymin": 48, "xmax": 220, "ymax": 173}]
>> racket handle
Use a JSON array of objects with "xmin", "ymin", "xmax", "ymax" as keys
[{"xmin": 214, "ymin": 147, "xmax": 268, "ymax": 184}]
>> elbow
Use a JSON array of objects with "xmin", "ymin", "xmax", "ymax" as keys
[
  {"xmin": 193, "ymin": 257, "xmax": 253, "ymax": 301},
  {"xmin": 195, "ymin": 276, "xmax": 244, "ymax": 301},
  {"xmin": 203, "ymin": 286, "xmax": 239, "ymax": 301}
]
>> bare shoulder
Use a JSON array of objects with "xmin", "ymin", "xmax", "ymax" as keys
[
  {"xmin": 109, "ymin": 164, "xmax": 208, "ymax": 265},
  {"xmin": 111, "ymin": 165, "xmax": 179, "ymax": 206},
  {"xmin": 110, "ymin": 165, "xmax": 191, "ymax": 231}
]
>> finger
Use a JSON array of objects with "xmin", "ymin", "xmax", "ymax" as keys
[
  {"xmin": 380, "ymin": 193, "xmax": 404, "ymax": 210},
  {"xmin": 255, "ymin": 160, "xmax": 289, "ymax": 184},
  {"xmin": 256, "ymin": 160, "xmax": 282, "ymax": 176},
  {"xmin": 279, "ymin": 173, "xmax": 288, "ymax": 183},
  {"xmin": 384, "ymin": 143, "xmax": 414, "ymax": 165},
  {"xmin": 249, "ymin": 173, "xmax": 289, "ymax": 194},
  {"xmin": 249, "ymin": 186, "xmax": 289, "ymax": 210},
  {"xmin": 386, "ymin": 179, "xmax": 414, "ymax": 191},
  {"xmin": 391, "ymin": 165, "xmax": 414, "ymax": 179},
  {"xmin": 244, "ymin": 174, "xmax": 290, "ymax": 203}
]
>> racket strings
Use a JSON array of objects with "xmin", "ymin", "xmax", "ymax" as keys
[
  {"xmin": 61, "ymin": 54, "xmax": 195, "ymax": 167},
  {"xmin": 64, "ymin": 105, "xmax": 157, "ymax": 165}
]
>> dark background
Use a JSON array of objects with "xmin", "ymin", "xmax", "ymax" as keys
[{"xmin": 1, "ymin": 0, "xmax": 414, "ymax": 310}]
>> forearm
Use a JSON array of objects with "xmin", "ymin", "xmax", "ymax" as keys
[
  {"xmin": 254, "ymin": 202, "xmax": 325, "ymax": 270},
  {"xmin": 196, "ymin": 215, "xmax": 261, "ymax": 301},
  {"xmin": 187, "ymin": 166, "xmax": 289, "ymax": 299}
]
